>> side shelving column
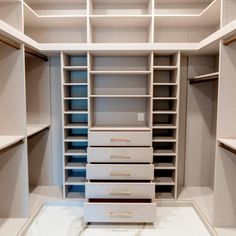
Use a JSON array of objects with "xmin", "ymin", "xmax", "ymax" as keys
[
  {"xmin": 61, "ymin": 52, "xmax": 88, "ymax": 199},
  {"xmin": 152, "ymin": 52, "xmax": 180, "ymax": 199},
  {"xmin": 0, "ymin": 43, "xmax": 29, "ymax": 218}
]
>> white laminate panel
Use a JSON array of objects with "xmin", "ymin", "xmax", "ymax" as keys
[
  {"xmin": 84, "ymin": 203, "xmax": 156, "ymax": 223},
  {"xmin": 87, "ymin": 147, "xmax": 153, "ymax": 163},
  {"xmin": 88, "ymin": 131, "xmax": 152, "ymax": 146},
  {"xmin": 85, "ymin": 183, "xmax": 155, "ymax": 199},
  {"xmin": 86, "ymin": 164, "xmax": 154, "ymax": 180}
]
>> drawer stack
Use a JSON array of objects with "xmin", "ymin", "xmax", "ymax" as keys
[{"xmin": 84, "ymin": 131, "xmax": 156, "ymax": 223}]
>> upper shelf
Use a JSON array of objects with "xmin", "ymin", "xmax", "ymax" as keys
[
  {"xmin": 218, "ymin": 139, "xmax": 236, "ymax": 155},
  {"xmin": 24, "ymin": 3, "xmax": 86, "ymax": 28},
  {"xmin": 27, "ymin": 124, "xmax": 50, "ymax": 138},
  {"xmin": 154, "ymin": 0, "xmax": 220, "ymax": 27},
  {"xmin": 0, "ymin": 135, "xmax": 25, "ymax": 153}
]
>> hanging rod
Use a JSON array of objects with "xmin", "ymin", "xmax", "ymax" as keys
[
  {"xmin": 0, "ymin": 139, "xmax": 24, "ymax": 155},
  {"xmin": 189, "ymin": 72, "xmax": 219, "ymax": 84},
  {"xmin": 0, "ymin": 35, "xmax": 21, "ymax": 50},
  {"xmin": 223, "ymin": 35, "xmax": 236, "ymax": 46},
  {"xmin": 25, "ymin": 47, "xmax": 48, "ymax": 62}
]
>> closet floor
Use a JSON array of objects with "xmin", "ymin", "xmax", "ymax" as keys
[{"xmin": 0, "ymin": 187, "xmax": 235, "ymax": 236}]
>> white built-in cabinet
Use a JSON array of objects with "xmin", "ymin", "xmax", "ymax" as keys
[{"xmin": 0, "ymin": 0, "xmax": 236, "ymax": 229}]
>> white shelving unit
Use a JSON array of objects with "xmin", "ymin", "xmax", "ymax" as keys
[
  {"xmin": 152, "ymin": 52, "xmax": 180, "ymax": 199},
  {"xmin": 61, "ymin": 52, "xmax": 88, "ymax": 199}
]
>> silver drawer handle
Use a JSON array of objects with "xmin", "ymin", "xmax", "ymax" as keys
[
  {"xmin": 110, "ymin": 155, "xmax": 131, "ymax": 159},
  {"xmin": 110, "ymin": 190, "xmax": 132, "ymax": 196},
  {"xmin": 110, "ymin": 138, "xmax": 130, "ymax": 142},
  {"xmin": 110, "ymin": 171, "xmax": 131, "ymax": 176},
  {"xmin": 109, "ymin": 211, "xmax": 132, "ymax": 218}
]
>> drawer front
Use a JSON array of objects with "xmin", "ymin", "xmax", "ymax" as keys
[
  {"xmin": 84, "ymin": 203, "xmax": 156, "ymax": 223},
  {"xmin": 87, "ymin": 147, "xmax": 153, "ymax": 163},
  {"xmin": 88, "ymin": 132, "xmax": 152, "ymax": 146},
  {"xmin": 85, "ymin": 183, "xmax": 155, "ymax": 199},
  {"xmin": 86, "ymin": 164, "xmax": 154, "ymax": 180}
]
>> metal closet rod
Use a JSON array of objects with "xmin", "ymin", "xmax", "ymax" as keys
[
  {"xmin": 25, "ymin": 47, "xmax": 48, "ymax": 62},
  {"xmin": 223, "ymin": 35, "xmax": 236, "ymax": 46},
  {"xmin": 0, "ymin": 35, "xmax": 48, "ymax": 62}
]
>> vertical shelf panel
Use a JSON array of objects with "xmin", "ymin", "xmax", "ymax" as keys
[{"xmin": 61, "ymin": 52, "xmax": 88, "ymax": 199}]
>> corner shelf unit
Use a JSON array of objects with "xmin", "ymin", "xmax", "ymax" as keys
[
  {"xmin": 61, "ymin": 52, "xmax": 88, "ymax": 199},
  {"xmin": 152, "ymin": 52, "xmax": 180, "ymax": 200}
]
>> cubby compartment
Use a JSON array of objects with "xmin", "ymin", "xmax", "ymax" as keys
[
  {"xmin": 65, "ymin": 185, "xmax": 85, "ymax": 199},
  {"xmin": 154, "ymin": 169, "xmax": 175, "ymax": 185},
  {"xmin": 63, "ymin": 70, "xmax": 88, "ymax": 84},
  {"xmin": 154, "ymin": 70, "xmax": 178, "ymax": 84},
  {"xmin": 153, "ymin": 142, "xmax": 176, "ymax": 155},
  {"xmin": 153, "ymin": 99, "xmax": 177, "ymax": 112},
  {"xmin": 64, "ymin": 114, "xmax": 88, "ymax": 127},
  {"xmin": 90, "ymin": 97, "xmax": 151, "ymax": 130},
  {"xmin": 63, "ymin": 54, "xmax": 87, "ymax": 67},
  {"xmin": 154, "ymin": 155, "xmax": 176, "ymax": 169},
  {"xmin": 64, "ymin": 141, "xmax": 88, "ymax": 156},
  {"xmin": 64, "ymin": 85, "xmax": 88, "ymax": 98},
  {"xmin": 90, "ymin": 17, "xmax": 152, "ymax": 43},
  {"xmin": 154, "ymin": 55, "xmax": 178, "ymax": 67},
  {"xmin": 153, "ymin": 128, "xmax": 176, "ymax": 140},
  {"xmin": 64, "ymin": 128, "xmax": 88, "ymax": 141},
  {"xmin": 155, "ymin": 185, "xmax": 175, "ymax": 199},
  {"xmin": 24, "ymin": 0, "xmax": 87, "ymax": 16},
  {"xmin": 91, "ymin": 0, "xmax": 151, "ymax": 15},
  {"xmin": 90, "ymin": 74, "xmax": 151, "ymax": 96},
  {"xmin": 153, "ymin": 85, "xmax": 177, "ymax": 98},
  {"xmin": 24, "ymin": 3, "xmax": 87, "ymax": 43},
  {"xmin": 0, "ymin": 1, "xmax": 23, "ymax": 31},
  {"xmin": 153, "ymin": 114, "xmax": 177, "ymax": 127},
  {"xmin": 64, "ymin": 99, "xmax": 88, "ymax": 113},
  {"xmin": 65, "ymin": 156, "xmax": 87, "ymax": 169},
  {"xmin": 65, "ymin": 169, "xmax": 86, "ymax": 183},
  {"xmin": 90, "ymin": 55, "xmax": 151, "ymax": 72}
]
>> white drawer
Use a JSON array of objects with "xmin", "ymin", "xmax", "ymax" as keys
[
  {"xmin": 87, "ymin": 147, "xmax": 153, "ymax": 163},
  {"xmin": 84, "ymin": 203, "xmax": 156, "ymax": 223},
  {"xmin": 86, "ymin": 164, "xmax": 154, "ymax": 180},
  {"xmin": 85, "ymin": 183, "xmax": 155, "ymax": 199},
  {"xmin": 88, "ymin": 132, "xmax": 152, "ymax": 146}
]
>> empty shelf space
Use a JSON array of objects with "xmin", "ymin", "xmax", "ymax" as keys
[
  {"xmin": 153, "ymin": 110, "xmax": 177, "ymax": 114},
  {"xmin": 90, "ymin": 125, "xmax": 151, "ymax": 132},
  {"xmin": 153, "ymin": 137, "xmax": 176, "ymax": 142},
  {"xmin": 153, "ymin": 97, "xmax": 177, "ymax": 100},
  {"xmin": 64, "ymin": 163, "xmax": 86, "ymax": 170},
  {"xmin": 65, "ymin": 149, "xmax": 87, "ymax": 156},
  {"xmin": 153, "ymin": 124, "xmax": 177, "ymax": 129},
  {"xmin": 27, "ymin": 124, "xmax": 50, "ymax": 138},
  {"xmin": 64, "ymin": 136, "xmax": 88, "ymax": 142},
  {"xmin": 154, "ymin": 177, "xmax": 175, "ymax": 185},
  {"xmin": 64, "ymin": 110, "xmax": 88, "ymax": 114},
  {"xmin": 154, "ymin": 163, "xmax": 176, "ymax": 170},
  {"xmin": 64, "ymin": 123, "xmax": 88, "ymax": 128},
  {"xmin": 153, "ymin": 150, "xmax": 176, "ymax": 156},
  {"xmin": 189, "ymin": 72, "xmax": 219, "ymax": 83},
  {"xmin": 218, "ymin": 139, "xmax": 236, "ymax": 155},
  {"xmin": 90, "ymin": 71, "xmax": 151, "ymax": 75},
  {"xmin": 65, "ymin": 184, "xmax": 85, "ymax": 199},
  {"xmin": 63, "ymin": 66, "xmax": 87, "ymax": 71},
  {"xmin": 0, "ymin": 135, "xmax": 25, "ymax": 152},
  {"xmin": 90, "ymin": 95, "xmax": 151, "ymax": 98},
  {"xmin": 153, "ymin": 66, "xmax": 178, "ymax": 70},
  {"xmin": 64, "ymin": 83, "xmax": 88, "ymax": 86},
  {"xmin": 64, "ymin": 97, "xmax": 88, "ymax": 100},
  {"xmin": 155, "ymin": 191, "xmax": 174, "ymax": 200},
  {"xmin": 67, "ymin": 191, "xmax": 85, "ymax": 199}
]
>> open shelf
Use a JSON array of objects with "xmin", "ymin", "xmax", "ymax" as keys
[
  {"xmin": 27, "ymin": 124, "xmax": 50, "ymax": 138},
  {"xmin": 189, "ymin": 72, "xmax": 219, "ymax": 83},
  {"xmin": 0, "ymin": 135, "xmax": 25, "ymax": 152},
  {"xmin": 66, "ymin": 185, "xmax": 85, "ymax": 199},
  {"xmin": 218, "ymin": 139, "xmax": 236, "ymax": 155},
  {"xmin": 91, "ymin": 0, "xmax": 151, "ymax": 15},
  {"xmin": 155, "ymin": 185, "xmax": 175, "ymax": 199},
  {"xmin": 90, "ymin": 71, "xmax": 151, "ymax": 75},
  {"xmin": 24, "ymin": 3, "xmax": 87, "ymax": 43}
]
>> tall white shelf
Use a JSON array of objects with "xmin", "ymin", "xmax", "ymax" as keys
[{"xmin": 61, "ymin": 52, "xmax": 88, "ymax": 198}]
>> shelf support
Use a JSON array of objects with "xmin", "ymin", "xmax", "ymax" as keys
[
  {"xmin": 0, "ymin": 139, "xmax": 24, "ymax": 155},
  {"xmin": 0, "ymin": 36, "xmax": 21, "ymax": 50},
  {"xmin": 223, "ymin": 35, "xmax": 236, "ymax": 46},
  {"xmin": 219, "ymin": 142, "xmax": 236, "ymax": 155},
  {"xmin": 25, "ymin": 47, "xmax": 49, "ymax": 62}
]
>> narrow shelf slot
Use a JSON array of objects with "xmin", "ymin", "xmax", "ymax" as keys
[{"xmin": 154, "ymin": 169, "xmax": 175, "ymax": 185}]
